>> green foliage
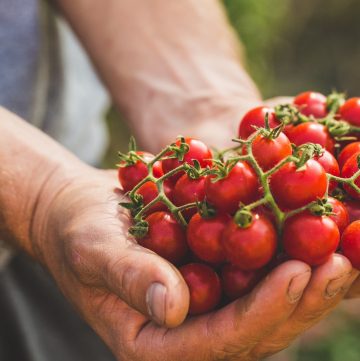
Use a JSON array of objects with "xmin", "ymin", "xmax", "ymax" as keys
[
  {"xmin": 223, "ymin": 0, "xmax": 290, "ymax": 96},
  {"xmin": 223, "ymin": 0, "xmax": 360, "ymax": 97}
]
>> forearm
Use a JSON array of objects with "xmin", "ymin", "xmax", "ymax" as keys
[
  {"xmin": 55, "ymin": 0, "xmax": 261, "ymax": 150},
  {"xmin": 0, "ymin": 108, "xmax": 88, "ymax": 256}
]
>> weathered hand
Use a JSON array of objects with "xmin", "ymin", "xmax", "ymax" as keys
[{"xmin": 30, "ymin": 166, "xmax": 359, "ymax": 361}]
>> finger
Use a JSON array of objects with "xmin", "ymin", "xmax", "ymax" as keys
[
  {"xmin": 264, "ymin": 96, "xmax": 294, "ymax": 107},
  {"xmin": 64, "ymin": 221, "xmax": 189, "ymax": 328},
  {"xmin": 136, "ymin": 260, "xmax": 311, "ymax": 361},
  {"xmin": 346, "ymin": 273, "xmax": 360, "ymax": 298},
  {"xmin": 208, "ymin": 260, "xmax": 311, "ymax": 348},
  {"xmin": 253, "ymin": 254, "xmax": 359, "ymax": 359}
]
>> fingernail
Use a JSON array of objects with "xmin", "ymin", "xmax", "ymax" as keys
[
  {"xmin": 325, "ymin": 272, "xmax": 352, "ymax": 299},
  {"xmin": 287, "ymin": 271, "xmax": 311, "ymax": 303},
  {"xmin": 146, "ymin": 282, "xmax": 167, "ymax": 325}
]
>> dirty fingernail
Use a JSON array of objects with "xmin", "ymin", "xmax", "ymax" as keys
[
  {"xmin": 146, "ymin": 282, "xmax": 167, "ymax": 325},
  {"xmin": 287, "ymin": 271, "xmax": 311, "ymax": 303}
]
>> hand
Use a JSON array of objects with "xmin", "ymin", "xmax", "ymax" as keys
[{"xmin": 30, "ymin": 165, "xmax": 359, "ymax": 361}]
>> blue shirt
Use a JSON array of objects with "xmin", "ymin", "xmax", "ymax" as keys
[
  {"xmin": 0, "ymin": 0, "xmax": 40, "ymax": 119},
  {"xmin": 0, "ymin": 0, "xmax": 109, "ymax": 165}
]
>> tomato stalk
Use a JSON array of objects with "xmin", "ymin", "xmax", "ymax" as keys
[
  {"xmin": 328, "ymin": 169, "xmax": 360, "ymax": 194},
  {"xmin": 274, "ymin": 92, "xmax": 360, "ymax": 139},
  {"xmin": 121, "ymin": 112, "xmax": 360, "ymax": 239}
]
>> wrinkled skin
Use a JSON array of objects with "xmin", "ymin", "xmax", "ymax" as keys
[{"xmin": 30, "ymin": 164, "xmax": 360, "ymax": 361}]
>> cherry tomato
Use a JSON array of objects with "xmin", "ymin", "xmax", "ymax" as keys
[
  {"xmin": 270, "ymin": 159, "xmax": 328, "ymax": 210},
  {"xmin": 344, "ymin": 200, "xmax": 360, "ymax": 223},
  {"xmin": 243, "ymin": 132, "xmax": 292, "ymax": 171},
  {"xmin": 341, "ymin": 220, "xmax": 360, "ymax": 269},
  {"xmin": 339, "ymin": 98, "xmax": 360, "ymax": 127},
  {"xmin": 139, "ymin": 212, "xmax": 188, "ymax": 264},
  {"xmin": 179, "ymin": 263, "xmax": 221, "ymax": 315},
  {"xmin": 205, "ymin": 161, "xmax": 259, "ymax": 214},
  {"xmin": 238, "ymin": 106, "xmax": 280, "ymax": 139},
  {"xmin": 327, "ymin": 197, "xmax": 350, "ymax": 233},
  {"xmin": 338, "ymin": 142, "xmax": 360, "ymax": 169},
  {"xmin": 173, "ymin": 174, "xmax": 206, "ymax": 220},
  {"xmin": 221, "ymin": 264, "xmax": 264, "ymax": 301},
  {"xmin": 283, "ymin": 212, "xmax": 339, "ymax": 266},
  {"xmin": 136, "ymin": 181, "xmax": 167, "ymax": 214},
  {"xmin": 187, "ymin": 213, "xmax": 229, "ymax": 263},
  {"xmin": 314, "ymin": 150, "xmax": 340, "ymax": 192},
  {"xmin": 162, "ymin": 138, "xmax": 212, "ymax": 183},
  {"xmin": 293, "ymin": 91, "xmax": 327, "ymax": 118},
  {"xmin": 163, "ymin": 179, "xmax": 175, "ymax": 202},
  {"xmin": 118, "ymin": 152, "xmax": 163, "ymax": 192},
  {"xmin": 222, "ymin": 213, "xmax": 277, "ymax": 270},
  {"xmin": 341, "ymin": 152, "xmax": 360, "ymax": 201},
  {"xmin": 286, "ymin": 122, "xmax": 335, "ymax": 153}
]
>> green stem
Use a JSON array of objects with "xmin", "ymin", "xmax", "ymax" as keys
[
  {"xmin": 245, "ymin": 197, "xmax": 268, "ymax": 211},
  {"xmin": 175, "ymin": 202, "xmax": 198, "ymax": 212}
]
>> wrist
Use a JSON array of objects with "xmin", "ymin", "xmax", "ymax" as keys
[{"xmin": 130, "ymin": 94, "xmax": 261, "ymax": 151}]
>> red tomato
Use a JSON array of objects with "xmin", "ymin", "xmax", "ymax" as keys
[
  {"xmin": 238, "ymin": 106, "xmax": 280, "ymax": 139},
  {"xmin": 283, "ymin": 212, "xmax": 339, "ymax": 266},
  {"xmin": 136, "ymin": 181, "xmax": 167, "ymax": 214},
  {"xmin": 222, "ymin": 213, "xmax": 277, "ymax": 270},
  {"xmin": 173, "ymin": 174, "xmax": 205, "ymax": 220},
  {"xmin": 187, "ymin": 213, "xmax": 229, "ymax": 263},
  {"xmin": 314, "ymin": 150, "xmax": 340, "ymax": 192},
  {"xmin": 244, "ymin": 132, "xmax": 292, "ymax": 171},
  {"xmin": 341, "ymin": 220, "xmax": 360, "ymax": 269},
  {"xmin": 162, "ymin": 138, "xmax": 212, "ymax": 183},
  {"xmin": 221, "ymin": 264, "xmax": 264, "ymax": 300},
  {"xmin": 163, "ymin": 179, "xmax": 175, "ymax": 202},
  {"xmin": 327, "ymin": 197, "xmax": 350, "ymax": 233},
  {"xmin": 118, "ymin": 152, "xmax": 163, "ymax": 192},
  {"xmin": 341, "ymin": 152, "xmax": 360, "ymax": 201},
  {"xmin": 293, "ymin": 91, "xmax": 327, "ymax": 118},
  {"xmin": 338, "ymin": 142, "xmax": 360, "ymax": 169},
  {"xmin": 205, "ymin": 161, "xmax": 259, "ymax": 214},
  {"xmin": 179, "ymin": 263, "xmax": 221, "ymax": 315},
  {"xmin": 344, "ymin": 200, "xmax": 360, "ymax": 223},
  {"xmin": 139, "ymin": 212, "xmax": 188, "ymax": 264},
  {"xmin": 286, "ymin": 122, "xmax": 335, "ymax": 153},
  {"xmin": 339, "ymin": 98, "xmax": 360, "ymax": 127},
  {"xmin": 270, "ymin": 159, "xmax": 328, "ymax": 210}
]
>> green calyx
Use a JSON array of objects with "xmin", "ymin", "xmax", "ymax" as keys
[
  {"xmin": 166, "ymin": 136, "xmax": 190, "ymax": 162},
  {"xmin": 234, "ymin": 208, "xmax": 253, "ymax": 228},
  {"xmin": 309, "ymin": 199, "xmax": 334, "ymax": 217},
  {"xmin": 292, "ymin": 143, "xmax": 323, "ymax": 169},
  {"xmin": 197, "ymin": 200, "xmax": 217, "ymax": 219},
  {"xmin": 206, "ymin": 158, "xmax": 238, "ymax": 182},
  {"xmin": 275, "ymin": 104, "xmax": 308, "ymax": 126},
  {"xmin": 117, "ymin": 136, "xmax": 143, "ymax": 166},
  {"xmin": 326, "ymin": 91, "xmax": 345, "ymax": 114},
  {"xmin": 129, "ymin": 219, "xmax": 149, "ymax": 238}
]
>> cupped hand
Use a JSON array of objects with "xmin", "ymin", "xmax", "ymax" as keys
[{"xmin": 30, "ymin": 164, "xmax": 359, "ymax": 361}]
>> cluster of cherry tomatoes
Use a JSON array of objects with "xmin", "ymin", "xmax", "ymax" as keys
[{"xmin": 117, "ymin": 91, "xmax": 360, "ymax": 316}]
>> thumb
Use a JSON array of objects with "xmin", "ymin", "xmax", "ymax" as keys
[
  {"xmin": 66, "ymin": 228, "xmax": 190, "ymax": 328},
  {"xmin": 103, "ymin": 241, "xmax": 190, "ymax": 327}
]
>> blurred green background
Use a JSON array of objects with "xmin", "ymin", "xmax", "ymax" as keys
[{"xmin": 104, "ymin": 2, "xmax": 360, "ymax": 359}]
